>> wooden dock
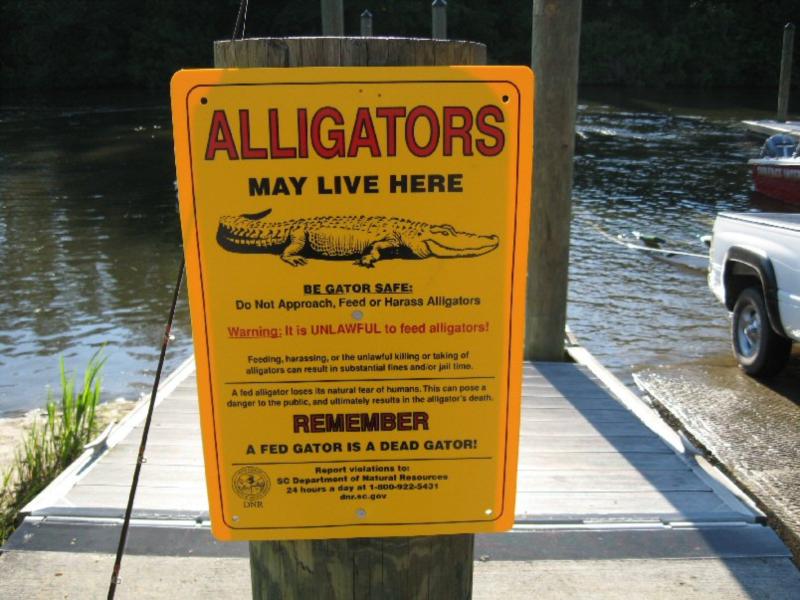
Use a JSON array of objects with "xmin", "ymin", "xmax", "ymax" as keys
[
  {"xmin": 3, "ymin": 351, "xmax": 798, "ymax": 598},
  {"xmin": 16, "ymin": 354, "xmax": 763, "ymax": 527}
]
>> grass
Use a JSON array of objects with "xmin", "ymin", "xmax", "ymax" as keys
[{"xmin": 0, "ymin": 350, "xmax": 106, "ymax": 545}]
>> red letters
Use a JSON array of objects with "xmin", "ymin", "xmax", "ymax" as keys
[
  {"xmin": 268, "ymin": 108, "xmax": 297, "ymax": 159},
  {"xmin": 443, "ymin": 106, "xmax": 473, "ymax": 156},
  {"xmin": 475, "ymin": 105, "xmax": 505, "ymax": 156},
  {"xmin": 375, "ymin": 107, "xmax": 406, "ymax": 157},
  {"xmin": 310, "ymin": 107, "xmax": 346, "ymax": 159},
  {"xmin": 297, "ymin": 108, "xmax": 309, "ymax": 158},
  {"xmin": 205, "ymin": 110, "xmax": 239, "ymax": 160},
  {"xmin": 347, "ymin": 107, "xmax": 381, "ymax": 157},
  {"xmin": 405, "ymin": 106, "xmax": 440, "ymax": 158},
  {"xmin": 204, "ymin": 105, "xmax": 505, "ymax": 161},
  {"xmin": 238, "ymin": 109, "xmax": 267, "ymax": 159}
]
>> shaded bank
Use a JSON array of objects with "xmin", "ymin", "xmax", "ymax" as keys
[{"xmin": 1, "ymin": 353, "xmax": 106, "ymax": 544}]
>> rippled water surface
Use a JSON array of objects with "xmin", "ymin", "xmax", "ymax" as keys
[
  {"xmin": 569, "ymin": 88, "xmax": 794, "ymax": 381},
  {"xmin": 0, "ymin": 88, "xmax": 792, "ymax": 414},
  {"xmin": 0, "ymin": 92, "xmax": 192, "ymax": 414}
]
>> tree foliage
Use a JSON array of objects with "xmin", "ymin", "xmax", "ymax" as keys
[
  {"xmin": 581, "ymin": 0, "xmax": 800, "ymax": 87},
  {"xmin": 0, "ymin": 0, "xmax": 797, "ymax": 90}
]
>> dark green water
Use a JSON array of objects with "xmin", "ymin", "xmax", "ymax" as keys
[{"xmin": 0, "ymin": 88, "xmax": 793, "ymax": 414}]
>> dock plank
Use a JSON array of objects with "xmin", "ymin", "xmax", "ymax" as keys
[
  {"xmin": 520, "ymin": 435, "xmax": 672, "ymax": 454},
  {"xmin": 516, "ymin": 470, "xmax": 709, "ymax": 493},
  {"xmin": 521, "ymin": 420, "xmax": 653, "ymax": 437},
  {"xmin": 515, "ymin": 491, "xmax": 741, "ymax": 518},
  {"xmin": 522, "ymin": 390, "xmax": 618, "ymax": 400},
  {"xmin": 522, "ymin": 396, "xmax": 624, "ymax": 410},
  {"xmin": 520, "ymin": 408, "xmax": 633, "ymax": 422},
  {"xmin": 62, "ymin": 485, "xmax": 208, "ymax": 513},
  {"xmin": 77, "ymin": 464, "xmax": 206, "ymax": 488},
  {"xmin": 99, "ymin": 442, "xmax": 204, "ymax": 465},
  {"xmin": 518, "ymin": 452, "xmax": 688, "ymax": 472},
  {"xmin": 121, "ymin": 425, "xmax": 204, "ymax": 446},
  {"xmin": 523, "ymin": 384, "xmax": 610, "ymax": 395}
]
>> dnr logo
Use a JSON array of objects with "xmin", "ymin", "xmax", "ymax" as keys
[{"xmin": 232, "ymin": 466, "xmax": 271, "ymax": 503}]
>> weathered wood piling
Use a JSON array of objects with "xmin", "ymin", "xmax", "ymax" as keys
[
  {"xmin": 213, "ymin": 34, "xmax": 485, "ymax": 600},
  {"xmin": 525, "ymin": 0, "xmax": 582, "ymax": 361}
]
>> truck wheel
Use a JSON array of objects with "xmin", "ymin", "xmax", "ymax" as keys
[{"xmin": 731, "ymin": 287, "xmax": 792, "ymax": 377}]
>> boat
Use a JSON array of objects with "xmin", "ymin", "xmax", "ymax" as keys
[{"xmin": 748, "ymin": 133, "xmax": 800, "ymax": 205}]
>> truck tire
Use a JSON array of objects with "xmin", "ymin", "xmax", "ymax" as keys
[{"xmin": 731, "ymin": 287, "xmax": 792, "ymax": 377}]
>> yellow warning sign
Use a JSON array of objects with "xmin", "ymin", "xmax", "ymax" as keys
[{"xmin": 171, "ymin": 66, "xmax": 533, "ymax": 541}]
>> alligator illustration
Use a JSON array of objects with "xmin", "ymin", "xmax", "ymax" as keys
[{"xmin": 216, "ymin": 209, "xmax": 499, "ymax": 267}]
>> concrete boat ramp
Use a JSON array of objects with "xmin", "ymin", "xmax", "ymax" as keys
[
  {"xmin": 2, "ymin": 353, "xmax": 799, "ymax": 599},
  {"xmin": 636, "ymin": 357, "xmax": 800, "ymax": 568}
]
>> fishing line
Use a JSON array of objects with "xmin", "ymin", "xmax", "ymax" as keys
[
  {"xmin": 107, "ymin": 259, "xmax": 185, "ymax": 600},
  {"xmin": 232, "ymin": 0, "xmax": 250, "ymax": 40},
  {"xmin": 592, "ymin": 224, "xmax": 706, "ymax": 259}
]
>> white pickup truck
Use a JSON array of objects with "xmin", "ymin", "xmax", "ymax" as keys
[{"xmin": 709, "ymin": 212, "xmax": 800, "ymax": 376}]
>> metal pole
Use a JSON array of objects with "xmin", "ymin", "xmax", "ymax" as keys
[
  {"xmin": 525, "ymin": 0, "xmax": 582, "ymax": 361},
  {"xmin": 360, "ymin": 9, "xmax": 373, "ymax": 37},
  {"xmin": 432, "ymin": 0, "xmax": 447, "ymax": 40},
  {"xmin": 777, "ymin": 23, "xmax": 795, "ymax": 123}
]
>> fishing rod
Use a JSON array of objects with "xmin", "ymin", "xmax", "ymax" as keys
[{"xmin": 107, "ymin": 259, "xmax": 184, "ymax": 600}]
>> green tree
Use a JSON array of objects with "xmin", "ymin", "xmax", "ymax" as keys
[{"xmin": 1, "ymin": 0, "xmax": 798, "ymax": 90}]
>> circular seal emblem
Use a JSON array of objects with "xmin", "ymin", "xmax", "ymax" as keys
[{"xmin": 232, "ymin": 467, "xmax": 270, "ymax": 501}]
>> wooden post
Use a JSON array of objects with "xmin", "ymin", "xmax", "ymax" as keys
[
  {"xmin": 213, "ymin": 38, "xmax": 486, "ymax": 600},
  {"xmin": 777, "ymin": 22, "xmax": 795, "ymax": 123},
  {"xmin": 525, "ymin": 0, "xmax": 582, "ymax": 362},
  {"xmin": 360, "ymin": 9, "xmax": 373, "ymax": 37},
  {"xmin": 321, "ymin": 0, "xmax": 344, "ymax": 36},
  {"xmin": 432, "ymin": 0, "xmax": 447, "ymax": 40}
]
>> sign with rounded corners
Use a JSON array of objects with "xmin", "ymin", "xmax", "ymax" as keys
[{"xmin": 171, "ymin": 66, "xmax": 533, "ymax": 540}]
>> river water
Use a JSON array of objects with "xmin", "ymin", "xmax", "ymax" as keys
[{"xmin": 0, "ymin": 88, "xmax": 793, "ymax": 415}]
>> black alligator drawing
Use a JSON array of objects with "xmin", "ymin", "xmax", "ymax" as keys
[{"xmin": 216, "ymin": 209, "xmax": 499, "ymax": 267}]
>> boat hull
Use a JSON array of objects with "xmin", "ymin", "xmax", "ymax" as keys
[{"xmin": 749, "ymin": 158, "xmax": 800, "ymax": 205}]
